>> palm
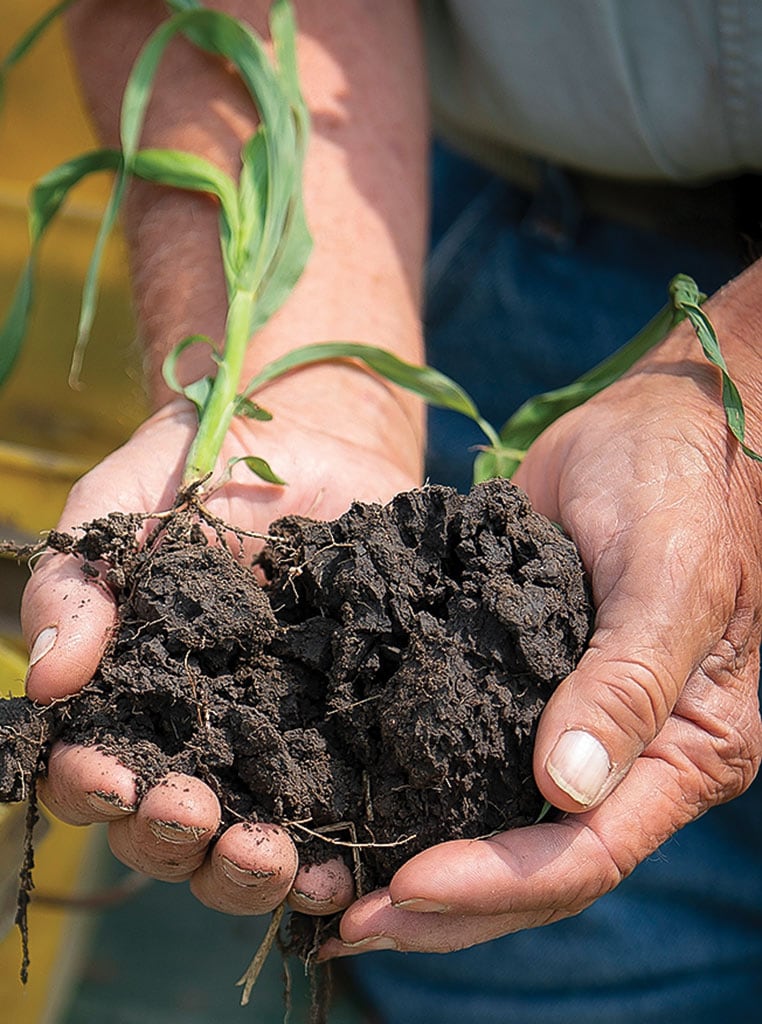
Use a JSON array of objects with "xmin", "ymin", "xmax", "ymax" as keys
[
  {"xmin": 21, "ymin": 397, "xmax": 418, "ymax": 915},
  {"xmin": 323, "ymin": 351, "xmax": 762, "ymax": 956}
]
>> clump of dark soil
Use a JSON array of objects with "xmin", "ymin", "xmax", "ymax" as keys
[{"xmin": 0, "ymin": 477, "xmax": 593, "ymax": 904}]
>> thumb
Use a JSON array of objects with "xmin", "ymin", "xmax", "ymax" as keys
[
  {"xmin": 22, "ymin": 552, "xmax": 117, "ymax": 703},
  {"xmin": 21, "ymin": 476, "xmax": 121, "ymax": 704},
  {"xmin": 532, "ymin": 525, "xmax": 726, "ymax": 812},
  {"xmin": 19, "ymin": 410, "xmax": 193, "ymax": 704}
]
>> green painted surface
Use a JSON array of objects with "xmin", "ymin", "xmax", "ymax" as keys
[{"xmin": 61, "ymin": 851, "xmax": 368, "ymax": 1024}]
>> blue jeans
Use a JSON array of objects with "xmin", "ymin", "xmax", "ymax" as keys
[{"xmin": 348, "ymin": 145, "xmax": 762, "ymax": 1022}]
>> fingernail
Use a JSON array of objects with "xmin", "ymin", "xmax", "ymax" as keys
[
  {"xmin": 546, "ymin": 730, "xmax": 611, "ymax": 806},
  {"xmin": 294, "ymin": 892, "xmax": 333, "ymax": 907},
  {"xmin": 86, "ymin": 791, "xmax": 136, "ymax": 816},
  {"xmin": 220, "ymin": 857, "xmax": 275, "ymax": 886},
  {"xmin": 28, "ymin": 626, "xmax": 58, "ymax": 668},
  {"xmin": 148, "ymin": 819, "xmax": 208, "ymax": 844},
  {"xmin": 289, "ymin": 891, "xmax": 338, "ymax": 916},
  {"xmin": 342, "ymin": 935, "xmax": 399, "ymax": 953},
  {"xmin": 393, "ymin": 898, "xmax": 449, "ymax": 913}
]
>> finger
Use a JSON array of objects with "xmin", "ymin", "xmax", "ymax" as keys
[
  {"xmin": 190, "ymin": 822, "xmax": 298, "ymax": 915},
  {"xmin": 533, "ymin": 512, "xmax": 732, "ymax": 812},
  {"xmin": 384, "ymin": 639, "xmax": 762, "ymax": 922},
  {"xmin": 38, "ymin": 743, "xmax": 138, "ymax": 825},
  {"xmin": 20, "ymin": 423, "xmax": 188, "ymax": 705},
  {"xmin": 107, "ymin": 773, "xmax": 220, "ymax": 882},
  {"xmin": 385, "ymin": 822, "xmax": 620, "ymax": 920},
  {"xmin": 326, "ymin": 728, "xmax": 722, "ymax": 955},
  {"xmin": 22, "ymin": 554, "xmax": 117, "ymax": 703},
  {"xmin": 319, "ymin": 889, "xmax": 535, "ymax": 958},
  {"xmin": 287, "ymin": 857, "xmax": 355, "ymax": 915}
]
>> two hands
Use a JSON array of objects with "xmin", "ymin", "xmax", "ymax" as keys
[{"xmin": 21, "ymin": 299, "xmax": 762, "ymax": 958}]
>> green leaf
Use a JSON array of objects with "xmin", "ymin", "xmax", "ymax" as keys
[
  {"xmin": 534, "ymin": 800, "xmax": 553, "ymax": 824},
  {"xmin": 269, "ymin": 0, "xmax": 304, "ymax": 108},
  {"xmin": 69, "ymin": 175, "xmax": 128, "ymax": 387},
  {"xmin": 131, "ymin": 148, "xmax": 239, "ymax": 228},
  {"xmin": 475, "ymin": 272, "xmax": 762, "ymax": 482},
  {"xmin": 0, "ymin": 261, "xmax": 34, "ymax": 389},
  {"xmin": 0, "ymin": 149, "xmax": 122, "ymax": 388},
  {"xmin": 239, "ymin": 4, "xmax": 312, "ymax": 320},
  {"xmin": 249, "ymin": 167, "xmax": 312, "ymax": 331},
  {"xmin": 233, "ymin": 396, "xmax": 273, "ymax": 421},
  {"xmin": 131, "ymin": 148, "xmax": 241, "ymax": 291},
  {"xmin": 182, "ymin": 377, "xmax": 215, "ymax": 417},
  {"xmin": 669, "ymin": 274, "xmax": 762, "ymax": 463},
  {"xmin": 168, "ymin": 4, "xmax": 316, "ymax": 483},
  {"xmin": 0, "ymin": 0, "xmax": 78, "ymax": 110},
  {"xmin": 243, "ymin": 341, "xmax": 500, "ymax": 447},
  {"xmin": 3, "ymin": 2, "xmax": 313, "ymax": 488},
  {"xmin": 248, "ymin": 194, "xmax": 312, "ymax": 331},
  {"xmin": 67, "ymin": 4, "xmax": 289, "ymax": 381},
  {"xmin": 474, "ymin": 301, "xmax": 679, "ymax": 482},
  {"xmin": 28, "ymin": 149, "xmax": 123, "ymax": 236},
  {"xmin": 226, "ymin": 455, "xmax": 286, "ymax": 486},
  {"xmin": 250, "ymin": 0, "xmax": 312, "ymax": 327},
  {"xmin": 235, "ymin": 129, "xmax": 269, "ymax": 285},
  {"xmin": 174, "ymin": 3, "xmax": 312, "ymax": 324},
  {"xmin": 161, "ymin": 335, "xmax": 217, "ymax": 416},
  {"xmin": 472, "ymin": 446, "xmax": 531, "ymax": 485},
  {"xmin": 171, "ymin": 11, "xmax": 296, "ymax": 273},
  {"xmin": 148, "ymin": 6, "xmax": 313, "ymax": 323},
  {"xmin": 66, "ymin": 9, "xmax": 192, "ymax": 386},
  {"xmin": 68, "ymin": 8, "xmax": 238, "ymax": 385}
]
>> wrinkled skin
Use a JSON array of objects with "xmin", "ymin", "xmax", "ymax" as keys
[
  {"xmin": 23, "ymin": 394, "xmax": 417, "ymax": 918},
  {"xmin": 27, "ymin": 0, "xmax": 429, "ymax": 926},
  {"xmin": 20, "ymin": 0, "xmax": 762, "ymax": 955},
  {"xmin": 23, "ymin": 276, "xmax": 762, "ymax": 950},
  {"xmin": 320, "ymin": 278, "xmax": 762, "ymax": 957}
]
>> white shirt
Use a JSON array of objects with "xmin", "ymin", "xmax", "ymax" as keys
[{"xmin": 422, "ymin": 0, "xmax": 762, "ymax": 182}]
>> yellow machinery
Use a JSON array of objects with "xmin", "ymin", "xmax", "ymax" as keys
[{"xmin": 0, "ymin": 3, "xmax": 146, "ymax": 1018}]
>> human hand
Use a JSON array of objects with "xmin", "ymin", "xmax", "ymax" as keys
[
  {"xmin": 30, "ymin": 0, "xmax": 428, "ymax": 926},
  {"xmin": 320, "ymin": 281, "xmax": 762, "ymax": 956},
  {"xmin": 22, "ymin": 383, "xmax": 420, "ymax": 917}
]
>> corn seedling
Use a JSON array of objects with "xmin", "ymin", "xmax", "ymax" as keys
[
  {"xmin": 1, "ymin": 8, "xmax": 761, "ymax": 1015},
  {"xmin": 0, "ymin": 0, "xmax": 508, "ymax": 490},
  {"xmin": 1, "ymin": 1, "xmax": 759, "ymax": 494}
]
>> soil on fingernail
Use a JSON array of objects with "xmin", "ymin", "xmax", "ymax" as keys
[{"xmin": 0, "ymin": 478, "xmax": 593, "ymax": 956}]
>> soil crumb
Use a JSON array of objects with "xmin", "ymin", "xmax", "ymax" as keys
[{"xmin": 0, "ymin": 479, "xmax": 594, "ymax": 894}]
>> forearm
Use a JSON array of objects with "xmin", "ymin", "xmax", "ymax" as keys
[{"xmin": 65, "ymin": 0, "xmax": 429, "ymax": 476}]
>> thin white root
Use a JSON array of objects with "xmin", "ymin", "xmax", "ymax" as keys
[
  {"xmin": 286, "ymin": 819, "xmax": 416, "ymax": 849},
  {"xmin": 236, "ymin": 901, "xmax": 286, "ymax": 1007}
]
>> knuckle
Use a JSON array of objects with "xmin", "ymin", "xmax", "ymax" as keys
[
  {"xmin": 696, "ymin": 715, "xmax": 762, "ymax": 806},
  {"xmin": 591, "ymin": 659, "xmax": 674, "ymax": 747},
  {"xmin": 687, "ymin": 662, "xmax": 762, "ymax": 806},
  {"xmin": 556, "ymin": 821, "xmax": 627, "ymax": 909}
]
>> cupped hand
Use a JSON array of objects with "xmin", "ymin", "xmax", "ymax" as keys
[
  {"xmin": 321, "ymin": 298, "xmax": 762, "ymax": 957},
  {"xmin": 22, "ymin": 387, "xmax": 420, "ymax": 917}
]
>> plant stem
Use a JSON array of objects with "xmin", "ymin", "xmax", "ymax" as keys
[
  {"xmin": 182, "ymin": 287, "xmax": 253, "ymax": 484},
  {"xmin": 236, "ymin": 901, "xmax": 285, "ymax": 1006}
]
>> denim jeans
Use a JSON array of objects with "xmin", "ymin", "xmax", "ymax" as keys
[{"xmin": 348, "ymin": 145, "xmax": 762, "ymax": 1023}]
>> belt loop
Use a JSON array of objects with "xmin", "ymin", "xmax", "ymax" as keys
[{"xmin": 522, "ymin": 162, "xmax": 582, "ymax": 249}]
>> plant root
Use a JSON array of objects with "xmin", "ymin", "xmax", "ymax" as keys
[{"xmin": 236, "ymin": 901, "xmax": 287, "ymax": 1006}]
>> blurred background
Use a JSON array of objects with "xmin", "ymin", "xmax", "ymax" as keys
[
  {"xmin": 1, "ymin": 2, "xmax": 143, "ymax": 1019},
  {"xmin": 0, "ymin": 4, "xmax": 363, "ymax": 1021}
]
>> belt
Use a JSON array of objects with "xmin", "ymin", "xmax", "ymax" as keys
[
  {"xmin": 451, "ymin": 135, "xmax": 759, "ymax": 258},
  {"xmin": 566, "ymin": 167, "xmax": 757, "ymax": 257}
]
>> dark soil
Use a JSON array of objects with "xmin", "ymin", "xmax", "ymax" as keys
[{"xmin": 0, "ymin": 477, "xmax": 593, "ymax": 931}]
